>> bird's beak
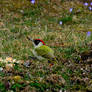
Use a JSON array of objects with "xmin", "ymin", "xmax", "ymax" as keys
[{"xmin": 27, "ymin": 36, "xmax": 33, "ymax": 42}]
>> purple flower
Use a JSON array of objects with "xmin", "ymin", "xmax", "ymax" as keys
[
  {"xmin": 59, "ymin": 21, "xmax": 63, "ymax": 25},
  {"xmin": 31, "ymin": 0, "xmax": 35, "ymax": 4},
  {"xmin": 84, "ymin": 2, "xmax": 88, "ymax": 6},
  {"xmin": 88, "ymin": 6, "xmax": 92, "ymax": 10},
  {"xmin": 90, "ymin": 2, "xmax": 92, "ymax": 5},
  {"xmin": 69, "ymin": 8, "xmax": 73, "ymax": 12},
  {"xmin": 87, "ymin": 31, "xmax": 91, "ymax": 37}
]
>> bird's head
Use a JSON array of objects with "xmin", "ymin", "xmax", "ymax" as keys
[
  {"xmin": 27, "ymin": 37, "xmax": 45, "ymax": 48},
  {"xmin": 33, "ymin": 39, "xmax": 45, "ymax": 46}
]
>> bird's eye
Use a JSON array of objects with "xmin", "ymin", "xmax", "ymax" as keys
[
  {"xmin": 34, "ymin": 40, "xmax": 40, "ymax": 45},
  {"xmin": 37, "ymin": 41, "xmax": 39, "ymax": 43}
]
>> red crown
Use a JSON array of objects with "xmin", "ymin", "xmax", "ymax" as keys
[{"xmin": 35, "ymin": 39, "xmax": 45, "ymax": 45}]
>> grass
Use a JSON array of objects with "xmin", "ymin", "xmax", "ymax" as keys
[{"xmin": 0, "ymin": 0, "xmax": 92, "ymax": 92}]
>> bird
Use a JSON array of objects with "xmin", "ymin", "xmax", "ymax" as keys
[{"xmin": 27, "ymin": 37, "xmax": 58, "ymax": 64}]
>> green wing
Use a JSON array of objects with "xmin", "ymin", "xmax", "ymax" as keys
[{"xmin": 35, "ymin": 45, "xmax": 54, "ymax": 59}]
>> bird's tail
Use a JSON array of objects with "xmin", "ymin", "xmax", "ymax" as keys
[
  {"xmin": 49, "ymin": 57, "xmax": 58, "ymax": 65},
  {"xmin": 54, "ymin": 57, "xmax": 58, "ymax": 64}
]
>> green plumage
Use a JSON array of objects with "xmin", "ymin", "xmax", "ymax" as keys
[
  {"xmin": 35, "ymin": 45, "xmax": 54, "ymax": 59},
  {"xmin": 27, "ymin": 37, "xmax": 58, "ymax": 64}
]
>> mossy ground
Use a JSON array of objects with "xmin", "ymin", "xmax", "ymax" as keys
[{"xmin": 0, "ymin": 0, "xmax": 92, "ymax": 92}]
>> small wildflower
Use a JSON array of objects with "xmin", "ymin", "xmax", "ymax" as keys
[
  {"xmin": 59, "ymin": 89, "xmax": 62, "ymax": 92},
  {"xmin": 13, "ymin": 76, "xmax": 22, "ymax": 82},
  {"xmin": 84, "ymin": 2, "xmax": 88, "ymax": 6},
  {"xmin": 31, "ymin": 0, "xmax": 35, "ymax": 4},
  {"xmin": 87, "ymin": 31, "xmax": 91, "ymax": 37},
  {"xmin": 0, "ymin": 67, "xmax": 3, "ymax": 71},
  {"xmin": 69, "ymin": 8, "xmax": 73, "ymax": 12},
  {"xmin": 88, "ymin": 6, "xmax": 92, "ymax": 10},
  {"xmin": 90, "ymin": 2, "xmax": 92, "ymax": 5},
  {"xmin": 20, "ymin": 10, "xmax": 24, "ymax": 13},
  {"xmin": 59, "ymin": 21, "xmax": 63, "ymax": 25}
]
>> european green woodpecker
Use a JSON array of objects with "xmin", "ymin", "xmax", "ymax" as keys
[{"xmin": 27, "ymin": 37, "xmax": 57, "ymax": 64}]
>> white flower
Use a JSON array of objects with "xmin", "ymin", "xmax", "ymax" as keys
[{"xmin": 0, "ymin": 67, "xmax": 3, "ymax": 71}]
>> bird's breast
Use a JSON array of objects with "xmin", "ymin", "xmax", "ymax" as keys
[{"xmin": 32, "ymin": 50, "xmax": 45, "ymax": 60}]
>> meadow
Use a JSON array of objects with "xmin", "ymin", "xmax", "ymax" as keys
[{"xmin": 0, "ymin": 0, "xmax": 92, "ymax": 92}]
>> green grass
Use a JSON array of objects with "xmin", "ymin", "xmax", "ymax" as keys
[{"xmin": 0, "ymin": 0, "xmax": 92, "ymax": 92}]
